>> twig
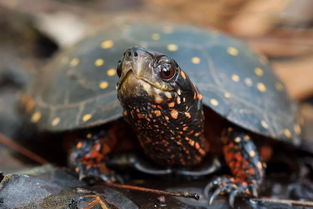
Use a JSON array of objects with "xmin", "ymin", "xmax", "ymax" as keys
[
  {"xmin": 252, "ymin": 197, "xmax": 313, "ymax": 207},
  {"xmin": 101, "ymin": 182, "xmax": 200, "ymax": 200},
  {"xmin": 0, "ymin": 133, "xmax": 48, "ymax": 164}
]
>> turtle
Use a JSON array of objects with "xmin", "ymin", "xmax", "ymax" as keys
[{"xmin": 21, "ymin": 23, "xmax": 302, "ymax": 206}]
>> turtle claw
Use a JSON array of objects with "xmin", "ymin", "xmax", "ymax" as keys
[
  {"xmin": 208, "ymin": 186, "xmax": 223, "ymax": 205},
  {"xmin": 229, "ymin": 189, "xmax": 239, "ymax": 207},
  {"xmin": 204, "ymin": 176, "xmax": 257, "ymax": 207},
  {"xmin": 99, "ymin": 173, "xmax": 123, "ymax": 183}
]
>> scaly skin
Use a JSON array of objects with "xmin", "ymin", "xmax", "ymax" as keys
[
  {"xmin": 204, "ymin": 126, "xmax": 264, "ymax": 206},
  {"xmin": 117, "ymin": 47, "xmax": 265, "ymax": 206},
  {"xmin": 68, "ymin": 127, "xmax": 120, "ymax": 182}
]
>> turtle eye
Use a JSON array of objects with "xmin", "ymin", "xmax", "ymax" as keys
[{"xmin": 159, "ymin": 64, "xmax": 176, "ymax": 80}]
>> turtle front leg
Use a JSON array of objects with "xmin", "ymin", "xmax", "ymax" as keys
[
  {"xmin": 204, "ymin": 126, "xmax": 265, "ymax": 206},
  {"xmin": 68, "ymin": 129, "xmax": 119, "ymax": 182}
]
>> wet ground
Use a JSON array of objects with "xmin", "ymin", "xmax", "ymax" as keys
[{"xmin": 0, "ymin": 0, "xmax": 313, "ymax": 208}]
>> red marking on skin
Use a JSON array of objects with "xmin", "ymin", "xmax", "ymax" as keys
[
  {"xmin": 185, "ymin": 137, "xmax": 195, "ymax": 147},
  {"xmin": 260, "ymin": 145, "xmax": 272, "ymax": 162},
  {"xmin": 153, "ymin": 110, "xmax": 161, "ymax": 117},
  {"xmin": 187, "ymin": 130, "xmax": 194, "ymax": 135},
  {"xmin": 194, "ymin": 132, "xmax": 201, "ymax": 137},
  {"xmin": 101, "ymin": 144, "xmax": 111, "ymax": 154},
  {"xmin": 170, "ymin": 109, "xmax": 178, "ymax": 119},
  {"xmin": 94, "ymin": 143, "xmax": 101, "ymax": 151},
  {"xmin": 248, "ymin": 168, "xmax": 255, "ymax": 175},
  {"xmin": 123, "ymin": 110, "xmax": 128, "ymax": 116},
  {"xmin": 76, "ymin": 142, "xmax": 83, "ymax": 149},
  {"xmin": 168, "ymin": 102, "xmax": 175, "ymax": 108},
  {"xmin": 185, "ymin": 112, "xmax": 191, "ymax": 118},
  {"xmin": 224, "ymin": 141, "xmax": 259, "ymax": 182},
  {"xmin": 183, "ymin": 126, "xmax": 188, "ymax": 131},
  {"xmin": 196, "ymin": 94, "xmax": 203, "ymax": 100},
  {"xmin": 176, "ymin": 141, "xmax": 182, "ymax": 145},
  {"xmin": 155, "ymin": 98, "xmax": 164, "ymax": 104},
  {"xmin": 137, "ymin": 113, "xmax": 144, "ymax": 118},
  {"xmin": 194, "ymin": 142, "xmax": 200, "ymax": 150}
]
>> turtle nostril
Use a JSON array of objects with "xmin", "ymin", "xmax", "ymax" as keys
[
  {"xmin": 117, "ymin": 60, "xmax": 122, "ymax": 77},
  {"xmin": 127, "ymin": 51, "xmax": 132, "ymax": 57},
  {"xmin": 134, "ymin": 51, "xmax": 138, "ymax": 57}
]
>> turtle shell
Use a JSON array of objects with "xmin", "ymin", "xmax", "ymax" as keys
[{"xmin": 22, "ymin": 24, "xmax": 301, "ymax": 145}]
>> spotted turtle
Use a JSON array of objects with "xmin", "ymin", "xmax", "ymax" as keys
[{"xmin": 21, "ymin": 24, "xmax": 302, "ymax": 206}]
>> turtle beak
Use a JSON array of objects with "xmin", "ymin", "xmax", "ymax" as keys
[{"xmin": 116, "ymin": 47, "xmax": 152, "ymax": 89}]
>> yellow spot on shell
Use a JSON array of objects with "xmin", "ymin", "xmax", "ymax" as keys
[
  {"xmin": 261, "ymin": 120, "xmax": 269, "ymax": 129},
  {"xmin": 235, "ymin": 137, "xmax": 241, "ymax": 143},
  {"xmin": 210, "ymin": 99, "xmax": 219, "ymax": 106},
  {"xmin": 245, "ymin": 135, "xmax": 251, "ymax": 140},
  {"xmin": 162, "ymin": 26, "xmax": 173, "ymax": 34},
  {"xmin": 227, "ymin": 47, "xmax": 238, "ymax": 56},
  {"xmin": 244, "ymin": 78, "xmax": 253, "ymax": 86},
  {"xmin": 82, "ymin": 114, "xmax": 92, "ymax": 122},
  {"xmin": 257, "ymin": 82, "xmax": 267, "ymax": 92},
  {"xmin": 167, "ymin": 44, "xmax": 178, "ymax": 51},
  {"xmin": 51, "ymin": 117, "xmax": 60, "ymax": 126},
  {"xmin": 191, "ymin": 57, "xmax": 201, "ymax": 64},
  {"xmin": 254, "ymin": 67, "xmax": 264, "ymax": 76},
  {"xmin": 224, "ymin": 92, "xmax": 231, "ymax": 98},
  {"xmin": 283, "ymin": 129, "xmax": 292, "ymax": 138},
  {"xmin": 95, "ymin": 59, "xmax": 104, "ymax": 67},
  {"xmin": 31, "ymin": 111, "xmax": 41, "ymax": 123},
  {"xmin": 151, "ymin": 33, "xmax": 160, "ymax": 40},
  {"xmin": 69, "ymin": 58, "xmax": 79, "ymax": 67},
  {"xmin": 275, "ymin": 82, "xmax": 284, "ymax": 91},
  {"xmin": 99, "ymin": 81, "xmax": 109, "ymax": 89},
  {"xmin": 86, "ymin": 133, "xmax": 93, "ymax": 139},
  {"xmin": 231, "ymin": 74, "xmax": 240, "ymax": 82},
  {"xmin": 294, "ymin": 124, "xmax": 301, "ymax": 135},
  {"xmin": 107, "ymin": 68, "xmax": 116, "ymax": 76},
  {"xmin": 249, "ymin": 151, "xmax": 256, "ymax": 157},
  {"xmin": 101, "ymin": 40, "xmax": 114, "ymax": 49},
  {"xmin": 180, "ymin": 71, "xmax": 186, "ymax": 80}
]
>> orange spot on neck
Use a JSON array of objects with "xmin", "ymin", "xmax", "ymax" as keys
[{"xmin": 170, "ymin": 109, "xmax": 178, "ymax": 119}]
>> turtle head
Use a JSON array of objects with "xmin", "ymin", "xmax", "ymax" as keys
[
  {"xmin": 117, "ymin": 47, "xmax": 197, "ymax": 104},
  {"xmin": 116, "ymin": 47, "xmax": 207, "ymax": 167}
]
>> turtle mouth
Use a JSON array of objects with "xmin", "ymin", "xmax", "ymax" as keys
[{"xmin": 117, "ymin": 68, "xmax": 176, "ymax": 102}]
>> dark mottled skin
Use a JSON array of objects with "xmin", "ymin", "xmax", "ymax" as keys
[
  {"xmin": 116, "ymin": 47, "xmax": 264, "ymax": 205},
  {"xmin": 119, "ymin": 76, "xmax": 208, "ymax": 167}
]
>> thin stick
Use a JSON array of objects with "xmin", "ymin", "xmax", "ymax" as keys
[
  {"xmin": 101, "ymin": 182, "xmax": 200, "ymax": 200},
  {"xmin": 252, "ymin": 198, "xmax": 313, "ymax": 207},
  {"xmin": 0, "ymin": 133, "xmax": 48, "ymax": 164}
]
